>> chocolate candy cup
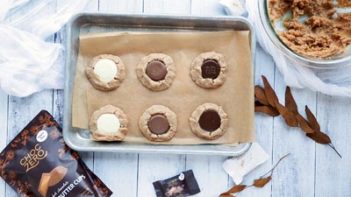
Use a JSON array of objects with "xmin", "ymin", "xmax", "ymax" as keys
[
  {"xmin": 146, "ymin": 60, "xmax": 168, "ymax": 81},
  {"xmin": 189, "ymin": 103, "xmax": 228, "ymax": 140},
  {"xmin": 139, "ymin": 105, "xmax": 177, "ymax": 142},
  {"xmin": 190, "ymin": 51, "xmax": 227, "ymax": 89},
  {"xmin": 147, "ymin": 114, "xmax": 170, "ymax": 135},
  {"xmin": 201, "ymin": 59, "xmax": 221, "ymax": 79},
  {"xmin": 198, "ymin": 110, "xmax": 221, "ymax": 132},
  {"xmin": 136, "ymin": 53, "xmax": 176, "ymax": 91}
]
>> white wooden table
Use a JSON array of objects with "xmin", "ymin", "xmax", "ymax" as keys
[{"xmin": 1, "ymin": 0, "xmax": 350, "ymax": 196}]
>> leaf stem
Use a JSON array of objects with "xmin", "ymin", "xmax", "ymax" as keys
[
  {"xmin": 328, "ymin": 143, "xmax": 342, "ymax": 158},
  {"xmin": 261, "ymin": 153, "xmax": 290, "ymax": 177}
]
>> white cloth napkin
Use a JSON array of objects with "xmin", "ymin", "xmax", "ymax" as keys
[
  {"xmin": 0, "ymin": 0, "xmax": 87, "ymax": 97},
  {"xmin": 222, "ymin": 0, "xmax": 351, "ymax": 98}
]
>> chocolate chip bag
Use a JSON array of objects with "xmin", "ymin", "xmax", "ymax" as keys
[{"xmin": 0, "ymin": 110, "xmax": 112, "ymax": 197}]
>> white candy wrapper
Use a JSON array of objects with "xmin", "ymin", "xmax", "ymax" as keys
[{"xmin": 223, "ymin": 143, "xmax": 268, "ymax": 185}]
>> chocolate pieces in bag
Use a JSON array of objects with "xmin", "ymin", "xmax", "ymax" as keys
[
  {"xmin": 0, "ymin": 110, "xmax": 112, "ymax": 197},
  {"xmin": 153, "ymin": 170, "xmax": 200, "ymax": 197}
]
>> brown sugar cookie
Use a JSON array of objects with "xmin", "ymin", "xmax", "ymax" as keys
[
  {"xmin": 139, "ymin": 105, "xmax": 177, "ymax": 142},
  {"xmin": 189, "ymin": 103, "xmax": 228, "ymax": 140},
  {"xmin": 190, "ymin": 52, "xmax": 227, "ymax": 89},
  {"xmin": 89, "ymin": 105, "xmax": 128, "ymax": 141},
  {"xmin": 136, "ymin": 53, "xmax": 176, "ymax": 91},
  {"xmin": 86, "ymin": 54, "xmax": 126, "ymax": 91}
]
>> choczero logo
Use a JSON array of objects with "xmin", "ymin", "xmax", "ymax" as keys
[{"xmin": 20, "ymin": 144, "xmax": 48, "ymax": 172}]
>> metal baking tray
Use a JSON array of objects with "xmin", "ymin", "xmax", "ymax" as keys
[{"xmin": 63, "ymin": 13, "xmax": 255, "ymax": 156}]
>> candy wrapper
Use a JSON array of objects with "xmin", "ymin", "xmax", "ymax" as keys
[
  {"xmin": 0, "ymin": 110, "xmax": 112, "ymax": 197},
  {"xmin": 153, "ymin": 170, "xmax": 200, "ymax": 197}
]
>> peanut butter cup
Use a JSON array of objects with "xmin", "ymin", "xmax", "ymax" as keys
[
  {"xmin": 146, "ymin": 60, "xmax": 168, "ymax": 81},
  {"xmin": 190, "ymin": 52, "xmax": 227, "ymax": 89},
  {"xmin": 201, "ymin": 59, "xmax": 220, "ymax": 79},
  {"xmin": 136, "ymin": 53, "xmax": 176, "ymax": 91},
  {"xmin": 198, "ymin": 110, "xmax": 221, "ymax": 132},
  {"xmin": 139, "ymin": 105, "xmax": 177, "ymax": 142},
  {"xmin": 147, "ymin": 114, "xmax": 170, "ymax": 135},
  {"xmin": 189, "ymin": 103, "xmax": 228, "ymax": 140}
]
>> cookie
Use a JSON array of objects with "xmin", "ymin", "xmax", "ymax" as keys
[
  {"xmin": 89, "ymin": 105, "xmax": 128, "ymax": 141},
  {"xmin": 139, "ymin": 105, "xmax": 177, "ymax": 142},
  {"xmin": 189, "ymin": 103, "xmax": 228, "ymax": 140},
  {"xmin": 136, "ymin": 53, "xmax": 176, "ymax": 91},
  {"xmin": 190, "ymin": 52, "xmax": 227, "ymax": 89},
  {"xmin": 86, "ymin": 54, "xmax": 126, "ymax": 91}
]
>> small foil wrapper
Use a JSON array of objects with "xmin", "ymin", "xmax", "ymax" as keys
[{"xmin": 153, "ymin": 170, "xmax": 200, "ymax": 197}]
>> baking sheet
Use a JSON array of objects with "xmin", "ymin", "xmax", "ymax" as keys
[
  {"xmin": 63, "ymin": 14, "xmax": 255, "ymax": 154},
  {"xmin": 73, "ymin": 30, "xmax": 254, "ymax": 144}
]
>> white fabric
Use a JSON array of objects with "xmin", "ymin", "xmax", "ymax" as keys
[
  {"xmin": 223, "ymin": 0, "xmax": 351, "ymax": 97},
  {"xmin": 0, "ymin": 0, "xmax": 88, "ymax": 97},
  {"xmin": 219, "ymin": 0, "xmax": 246, "ymax": 16},
  {"xmin": 223, "ymin": 143, "xmax": 269, "ymax": 184}
]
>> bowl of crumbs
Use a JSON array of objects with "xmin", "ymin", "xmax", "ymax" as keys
[{"xmin": 259, "ymin": 0, "xmax": 351, "ymax": 68}]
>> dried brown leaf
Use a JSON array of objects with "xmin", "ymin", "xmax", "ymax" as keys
[
  {"xmin": 219, "ymin": 194, "xmax": 234, "ymax": 197},
  {"xmin": 304, "ymin": 107, "xmax": 341, "ymax": 157},
  {"xmin": 255, "ymin": 76, "xmax": 341, "ymax": 158},
  {"xmin": 307, "ymin": 131, "xmax": 331, "ymax": 144},
  {"xmin": 255, "ymin": 86, "xmax": 269, "ymax": 106},
  {"xmin": 227, "ymin": 185, "xmax": 247, "ymax": 193},
  {"xmin": 305, "ymin": 106, "xmax": 320, "ymax": 131},
  {"xmin": 262, "ymin": 76, "xmax": 279, "ymax": 107},
  {"xmin": 255, "ymin": 105, "xmax": 280, "ymax": 117},
  {"xmin": 253, "ymin": 176, "xmax": 272, "ymax": 188},
  {"xmin": 285, "ymin": 87, "xmax": 298, "ymax": 115},
  {"xmin": 220, "ymin": 185, "xmax": 247, "ymax": 197},
  {"xmin": 276, "ymin": 103, "xmax": 298, "ymax": 127},
  {"xmin": 255, "ymin": 100, "xmax": 264, "ymax": 107},
  {"xmin": 296, "ymin": 114, "xmax": 314, "ymax": 134}
]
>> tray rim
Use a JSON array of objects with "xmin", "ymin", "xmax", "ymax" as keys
[{"xmin": 63, "ymin": 13, "xmax": 256, "ymax": 156}]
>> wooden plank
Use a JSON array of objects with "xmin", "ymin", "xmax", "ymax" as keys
[
  {"xmin": 86, "ymin": 0, "xmax": 100, "ymax": 12},
  {"xmin": 143, "ymin": 0, "xmax": 191, "ymax": 15},
  {"xmin": 7, "ymin": 92, "xmax": 54, "ymax": 139},
  {"xmin": 93, "ymin": 1, "xmax": 141, "ymax": 196},
  {"xmin": 57, "ymin": 0, "xmax": 99, "ymax": 12},
  {"xmin": 191, "ymin": 0, "xmax": 224, "ymax": 16},
  {"xmin": 315, "ymin": 95, "xmax": 351, "ymax": 196},
  {"xmin": 271, "ymin": 73, "xmax": 316, "ymax": 197},
  {"xmin": 186, "ymin": 155, "xmax": 228, "ymax": 196},
  {"xmin": 99, "ymin": 0, "xmax": 143, "ymax": 14},
  {"xmin": 94, "ymin": 153, "xmax": 139, "ymax": 197},
  {"xmin": 0, "ymin": 91, "xmax": 8, "ymax": 197},
  {"xmin": 136, "ymin": 1, "xmax": 190, "ymax": 196},
  {"xmin": 239, "ymin": 45, "xmax": 275, "ymax": 197}
]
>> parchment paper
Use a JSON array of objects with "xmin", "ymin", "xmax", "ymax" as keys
[{"xmin": 72, "ymin": 30, "xmax": 254, "ymax": 144}]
